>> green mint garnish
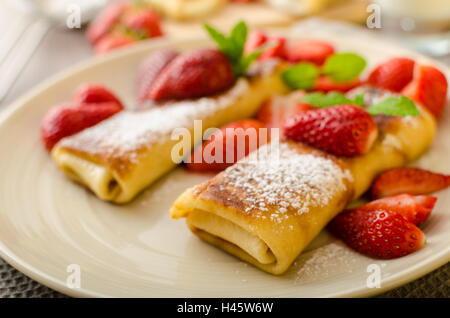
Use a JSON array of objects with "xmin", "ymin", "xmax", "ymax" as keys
[
  {"xmin": 281, "ymin": 63, "xmax": 319, "ymax": 90},
  {"xmin": 366, "ymin": 96, "xmax": 420, "ymax": 117},
  {"xmin": 300, "ymin": 92, "xmax": 365, "ymax": 108}
]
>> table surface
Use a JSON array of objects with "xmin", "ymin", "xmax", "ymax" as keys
[{"xmin": 0, "ymin": 5, "xmax": 448, "ymax": 298}]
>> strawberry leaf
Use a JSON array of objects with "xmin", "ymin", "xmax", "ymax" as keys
[
  {"xmin": 300, "ymin": 92, "xmax": 365, "ymax": 108},
  {"xmin": 281, "ymin": 63, "xmax": 320, "ymax": 90},
  {"xmin": 323, "ymin": 53, "xmax": 366, "ymax": 82},
  {"xmin": 367, "ymin": 96, "xmax": 420, "ymax": 117}
]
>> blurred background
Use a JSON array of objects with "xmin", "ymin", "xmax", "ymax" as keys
[{"xmin": 0, "ymin": 0, "xmax": 449, "ymax": 297}]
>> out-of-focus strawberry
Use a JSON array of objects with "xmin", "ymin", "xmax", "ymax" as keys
[
  {"xmin": 244, "ymin": 31, "xmax": 286, "ymax": 60},
  {"xmin": 94, "ymin": 34, "xmax": 136, "ymax": 55},
  {"xmin": 313, "ymin": 76, "xmax": 362, "ymax": 93},
  {"xmin": 285, "ymin": 39, "xmax": 335, "ymax": 65},
  {"xmin": 244, "ymin": 30, "xmax": 267, "ymax": 55},
  {"xmin": 328, "ymin": 208, "xmax": 425, "ymax": 259},
  {"xmin": 40, "ymin": 102, "xmax": 122, "ymax": 151},
  {"xmin": 402, "ymin": 65, "xmax": 448, "ymax": 118},
  {"xmin": 371, "ymin": 167, "xmax": 450, "ymax": 199},
  {"xmin": 148, "ymin": 49, "xmax": 235, "ymax": 101},
  {"xmin": 186, "ymin": 119, "xmax": 268, "ymax": 172},
  {"xmin": 122, "ymin": 8, "xmax": 163, "ymax": 39},
  {"xmin": 284, "ymin": 104, "xmax": 378, "ymax": 157},
  {"xmin": 356, "ymin": 194, "xmax": 437, "ymax": 225},
  {"xmin": 137, "ymin": 49, "xmax": 179, "ymax": 102},
  {"xmin": 367, "ymin": 57, "xmax": 416, "ymax": 92},
  {"xmin": 72, "ymin": 83, "xmax": 123, "ymax": 108},
  {"xmin": 86, "ymin": 1, "xmax": 130, "ymax": 44}
]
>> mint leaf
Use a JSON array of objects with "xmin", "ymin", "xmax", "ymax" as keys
[
  {"xmin": 229, "ymin": 21, "xmax": 247, "ymax": 60},
  {"xmin": 367, "ymin": 96, "xmax": 420, "ymax": 117},
  {"xmin": 281, "ymin": 63, "xmax": 320, "ymax": 90},
  {"xmin": 300, "ymin": 92, "xmax": 365, "ymax": 108},
  {"xmin": 323, "ymin": 53, "xmax": 366, "ymax": 82},
  {"xmin": 204, "ymin": 23, "xmax": 236, "ymax": 60}
]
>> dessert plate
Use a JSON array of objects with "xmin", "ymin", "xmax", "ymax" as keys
[{"xmin": 0, "ymin": 34, "xmax": 449, "ymax": 297}]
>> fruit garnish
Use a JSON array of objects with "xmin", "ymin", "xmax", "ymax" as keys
[
  {"xmin": 281, "ymin": 52, "xmax": 366, "ymax": 90},
  {"xmin": 328, "ymin": 208, "xmax": 426, "ymax": 259},
  {"xmin": 368, "ymin": 57, "xmax": 416, "ymax": 92},
  {"xmin": 402, "ymin": 65, "xmax": 448, "ymax": 118},
  {"xmin": 285, "ymin": 39, "xmax": 335, "ymax": 65},
  {"xmin": 245, "ymin": 31, "xmax": 286, "ymax": 60},
  {"xmin": 94, "ymin": 34, "xmax": 136, "ymax": 55},
  {"xmin": 137, "ymin": 49, "xmax": 179, "ymax": 102},
  {"xmin": 313, "ymin": 75, "xmax": 362, "ymax": 93},
  {"xmin": 186, "ymin": 119, "xmax": 268, "ymax": 172},
  {"xmin": 72, "ymin": 84, "xmax": 123, "ymax": 108},
  {"xmin": 284, "ymin": 104, "xmax": 378, "ymax": 157},
  {"xmin": 122, "ymin": 7, "xmax": 163, "ymax": 39},
  {"xmin": 371, "ymin": 167, "xmax": 450, "ymax": 199},
  {"xmin": 356, "ymin": 194, "xmax": 437, "ymax": 225}
]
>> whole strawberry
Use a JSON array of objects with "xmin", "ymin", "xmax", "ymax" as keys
[
  {"xmin": 284, "ymin": 104, "xmax": 378, "ymax": 157},
  {"xmin": 328, "ymin": 208, "xmax": 425, "ymax": 259},
  {"xmin": 123, "ymin": 8, "xmax": 163, "ymax": 39},
  {"xmin": 368, "ymin": 57, "xmax": 416, "ymax": 92},
  {"xmin": 72, "ymin": 83, "xmax": 123, "ymax": 107},
  {"xmin": 148, "ymin": 49, "xmax": 235, "ymax": 101}
]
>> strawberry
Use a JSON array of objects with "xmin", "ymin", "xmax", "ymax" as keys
[
  {"xmin": 86, "ymin": 1, "xmax": 130, "ymax": 44},
  {"xmin": 244, "ymin": 31, "xmax": 286, "ymax": 60},
  {"xmin": 94, "ymin": 34, "xmax": 136, "ymax": 55},
  {"xmin": 72, "ymin": 83, "xmax": 123, "ymax": 108},
  {"xmin": 285, "ymin": 40, "xmax": 335, "ymax": 65},
  {"xmin": 122, "ymin": 8, "xmax": 163, "ymax": 39},
  {"xmin": 402, "ymin": 65, "xmax": 448, "ymax": 118},
  {"xmin": 284, "ymin": 104, "xmax": 378, "ymax": 157},
  {"xmin": 137, "ymin": 49, "xmax": 179, "ymax": 102},
  {"xmin": 41, "ymin": 102, "xmax": 122, "ymax": 151},
  {"xmin": 148, "ymin": 49, "xmax": 235, "ymax": 101},
  {"xmin": 328, "ymin": 208, "xmax": 425, "ymax": 259},
  {"xmin": 186, "ymin": 119, "xmax": 268, "ymax": 172},
  {"xmin": 313, "ymin": 76, "xmax": 362, "ymax": 93},
  {"xmin": 244, "ymin": 31, "xmax": 267, "ymax": 55},
  {"xmin": 367, "ymin": 57, "xmax": 416, "ymax": 92},
  {"xmin": 256, "ymin": 92, "xmax": 312, "ymax": 135},
  {"xmin": 356, "ymin": 194, "xmax": 437, "ymax": 225},
  {"xmin": 371, "ymin": 167, "xmax": 450, "ymax": 199}
]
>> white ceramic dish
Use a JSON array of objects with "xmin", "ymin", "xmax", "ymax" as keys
[{"xmin": 0, "ymin": 34, "xmax": 449, "ymax": 297}]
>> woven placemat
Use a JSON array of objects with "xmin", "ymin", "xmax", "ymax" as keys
[{"xmin": 1, "ymin": 256, "xmax": 448, "ymax": 298}]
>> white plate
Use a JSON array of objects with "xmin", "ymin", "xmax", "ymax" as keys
[{"xmin": 0, "ymin": 34, "xmax": 449, "ymax": 298}]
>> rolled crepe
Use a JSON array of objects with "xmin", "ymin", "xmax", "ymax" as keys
[
  {"xmin": 52, "ymin": 61, "xmax": 288, "ymax": 203},
  {"xmin": 169, "ymin": 100, "xmax": 436, "ymax": 275}
]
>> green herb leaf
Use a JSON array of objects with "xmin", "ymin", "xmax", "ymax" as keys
[
  {"xmin": 300, "ymin": 92, "xmax": 365, "ymax": 108},
  {"xmin": 229, "ymin": 21, "xmax": 247, "ymax": 60},
  {"xmin": 367, "ymin": 96, "xmax": 420, "ymax": 117},
  {"xmin": 204, "ymin": 23, "xmax": 236, "ymax": 60},
  {"xmin": 281, "ymin": 63, "xmax": 320, "ymax": 90},
  {"xmin": 322, "ymin": 53, "xmax": 366, "ymax": 82}
]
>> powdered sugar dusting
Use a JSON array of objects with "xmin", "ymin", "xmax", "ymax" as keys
[
  {"xmin": 221, "ymin": 142, "xmax": 353, "ymax": 220},
  {"xmin": 58, "ymin": 79, "xmax": 250, "ymax": 162}
]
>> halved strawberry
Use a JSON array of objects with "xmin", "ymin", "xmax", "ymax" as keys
[
  {"xmin": 244, "ymin": 30, "xmax": 267, "ymax": 55},
  {"xmin": 186, "ymin": 119, "xmax": 268, "ymax": 172},
  {"xmin": 402, "ymin": 65, "xmax": 448, "ymax": 118},
  {"xmin": 328, "ymin": 208, "xmax": 425, "ymax": 259},
  {"xmin": 40, "ymin": 102, "xmax": 122, "ymax": 151},
  {"xmin": 284, "ymin": 104, "xmax": 378, "ymax": 157},
  {"xmin": 72, "ymin": 83, "xmax": 123, "ymax": 108},
  {"xmin": 137, "ymin": 49, "xmax": 179, "ymax": 102},
  {"xmin": 86, "ymin": 1, "xmax": 130, "ymax": 44},
  {"xmin": 313, "ymin": 76, "xmax": 362, "ymax": 93},
  {"xmin": 94, "ymin": 34, "xmax": 136, "ymax": 55},
  {"xmin": 122, "ymin": 8, "xmax": 163, "ymax": 39},
  {"xmin": 356, "ymin": 194, "xmax": 437, "ymax": 225},
  {"xmin": 256, "ymin": 91, "xmax": 311, "ymax": 136},
  {"xmin": 371, "ymin": 167, "xmax": 450, "ymax": 199},
  {"xmin": 148, "ymin": 49, "xmax": 235, "ymax": 101},
  {"xmin": 367, "ymin": 57, "xmax": 416, "ymax": 92},
  {"xmin": 244, "ymin": 31, "xmax": 286, "ymax": 60},
  {"xmin": 285, "ymin": 40, "xmax": 335, "ymax": 65}
]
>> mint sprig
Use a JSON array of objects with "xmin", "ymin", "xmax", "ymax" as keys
[
  {"xmin": 300, "ymin": 92, "xmax": 365, "ymax": 108},
  {"xmin": 281, "ymin": 52, "xmax": 367, "ymax": 90},
  {"xmin": 204, "ymin": 21, "xmax": 261, "ymax": 77}
]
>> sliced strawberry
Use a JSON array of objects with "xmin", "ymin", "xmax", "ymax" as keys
[
  {"xmin": 86, "ymin": 1, "xmax": 130, "ymax": 44},
  {"xmin": 244, "ymin": 30, "xmax": 267, "ymax": 55},
  {"xmin": 371, "ymin": 167, "xmax": 450, "ymax": 199},
  {"xmin": 148, "ymin": 49, "xmax": 235, "ymax": 101},
  {"xmin": 244, "ymin": 31, "xmax": 286, "ymax": 60},
  {"xmin": 94, "ymin": 34, "xmax": 136, "ymax": 55},
  {"xmin": 313, "ymin": 76, "xmax": 362, "ymax": 93},
  {"xmin": 122, "ymin": 8, "xmax": 163, "ymax": 39},
  {"xmin": 284, "ymin": 104, "xmax": 378, "ymax": 157},
  {"xmin": 356, "ymin": 194, "xmax": 437, "ymax": 225},
  {"xmin": 367, "ymin": 57, "xmax": 416, "ymax": 92},
  {"xmin": 137, "ymin": 49, "xmax": 179, "ymax": 102},
  {"xmin": 402, "ymin": 65, "xmax": 448, "ymax": 118},
  {"xmin": 256, "ymin": 91, "xmax": 311, "ymax": 136},
  {"xmin": 285, "ymin": 40, "xmax": 335, "ymax": 65},
  {"xmin": 328, "ymin": 208, "xmax": 425, "ymax": 259},
  {"xmin": 186, "ymin": 119, "xmax": 268, "ymax": 172},
  {"xmin": 41, "ymin": 102, "xmax": 122, "ymax": 151},
  {"xmin": 72, "ymin": 83, "xmax": 123, "ymax": 108}
]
